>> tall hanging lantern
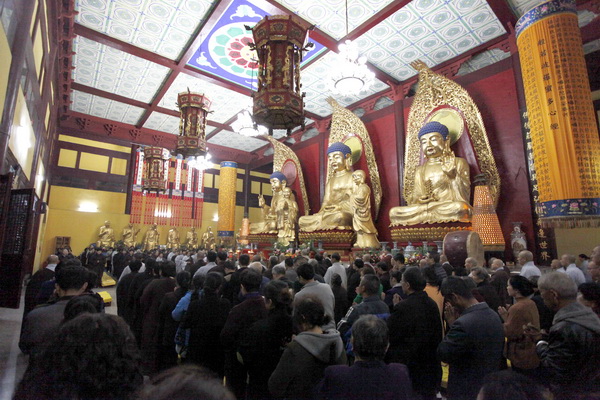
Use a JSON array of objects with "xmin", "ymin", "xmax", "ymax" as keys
[
  {"xmin": 142, "ymin": 147, "xmax": 170, "ymax": 193},
  {"xmin": 176, "ymin": 90, "xmax": 211, "ymax": 158},
  {"xmin": 249, "ymin": 15, "xmax": 311, "ymax": 135},
  {"xmin": 471, "ymin": 174, "xmax": 505, "ymax": 252}
]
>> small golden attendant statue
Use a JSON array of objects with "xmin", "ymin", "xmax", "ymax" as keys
[
  {"xmin": 143, "ymin": 224, "xmax": 160, "ymax": 251},
  {"xmin": 122, "ymin": 223, "xmax": 140, "ymax": 248},
  {"xmin": 277, "ymin": 187, "xmax": 299, "ymax": 246},
  {"xmin": 351, "ymin": 170, "xmax": 379, "ymax": 248},
  {"xmin": 298, "ymin": 142, "xmax": 354, "ymax": 232},
  {"xmin": 186, "ymin": 227, "xmax": 199, "ymax": 249},
  {"xmin": 249, "ymin": 172, "xmax": 288, "ymax": 234},
  {"xmin": 389, "ymin": 121, "xmax": 472, "ymax": 226},
  {"xmin": 202, "ymin": 227, "xmax": 215, "ymax": 250},
  {"xmin": 167, "ymin": 227, "xmax": 181, "ymax": 250},
  {"xmin": 97, "ymin": 220, "xmax": 115, "ymax": 248}
]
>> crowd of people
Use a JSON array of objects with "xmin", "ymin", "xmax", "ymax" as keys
[{"xmin": 16, "ymin": 243, "xmax": 600, "ymax": 400}]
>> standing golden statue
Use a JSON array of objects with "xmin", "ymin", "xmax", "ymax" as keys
[
  {"xmin": 122, "ymin": 223, "xmax": 140, "ymax": 248},
  {"xmin": 143, "ymin": 224, "xmax": 160, "ymax": 251},
  {"xmin": 167, "ymin": 227, "xmax": 181, "ymax": 250},
  {"xmin": 277, "ymin": 187, "xmax": 299, "ymax": 246},
  {"xmin": 249, "ymin": 172, "xmax": 288, "ymax": 234},
  {"xmin": 202, "ymin": 227, "xmax": 215, "ymax": 250},
  {"xmin": 351, "ymin": 170, "xmax": 379, "ymax": 248},
  {"xmin": 299, "ymin": 142, "xmax": 355, "ymax": 232},
  {"xmin": 96, "ymin": 220, "xmax": 115, "ymax": 248},
  {"xmin": 186, "ymin": 227, "xmax": 199, "ymax": 248},
  {"xmin": 390, "ymin": 121, "xmax": 472, "ymax": 225}
]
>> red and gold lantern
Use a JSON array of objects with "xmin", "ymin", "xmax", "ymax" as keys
[
  {"xmin": 176, "ymin": 91, "xmax": 211, "ymax": 158},
  {"xmin": 250, "ymin": 15, "xmax": 311, "ymax": 134},
  {"xmin": 142, "ymin": 146, "xmax": 170, "ymax": 192}
]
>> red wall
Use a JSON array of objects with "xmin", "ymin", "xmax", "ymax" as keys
[{"xmin": 295, "ymin": 142, "xmax": 322, "ymax": 216}]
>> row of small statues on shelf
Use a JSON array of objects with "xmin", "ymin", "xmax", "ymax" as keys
[
  {"xmin": 97, "ymin": 221, "xmax": 217, "ymax": 251},
  {"xmin": 250, "ymin": 121, "xmax": 472, "ymax": 248}
]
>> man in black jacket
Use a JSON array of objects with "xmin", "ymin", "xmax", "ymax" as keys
[{"xmin": 387, "ymin": 267, "xmax": 442, "ymax": 400}]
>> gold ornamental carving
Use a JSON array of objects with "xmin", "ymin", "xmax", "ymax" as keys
[
  {"xmin": 403, "ymin": 61, "xmax": 500, "ymax": 207},
  {"xmin": 390, "ymin": 224, "xmax": 472, "ymax": 242},
  {"xmin": 298, "ymin": 230, "xmax": 356, "ymax": 245}
]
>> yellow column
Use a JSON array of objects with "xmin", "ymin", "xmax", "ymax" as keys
[
  {"xmin": 516, "ymin": 0, "xmax": 600, "ymax": 228},
  {"xmin": 217, "ymin": 161, "xmax": 237, "ymax": 246}
]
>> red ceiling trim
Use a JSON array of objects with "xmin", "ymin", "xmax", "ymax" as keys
[{"xmin": 486, "ymin": 0, "xmax": 519, "ymax": 32}]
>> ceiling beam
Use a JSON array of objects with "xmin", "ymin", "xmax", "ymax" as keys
[
  {"xmin": 487, "ymin": 0, "xmax": 518, "ymax": 32},
  {"xmin": 72, "ymin": 82, "xmax": 150, "ymax": 109}
]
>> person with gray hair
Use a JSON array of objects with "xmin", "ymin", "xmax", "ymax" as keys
[
  {"xmin": 464, "ymin": 257, "xmax": 478, "ymax": 272},
  {"xmin": 525, "ymin": 272, "xmax": 600, "ymax": 396},
  {"xmin": 518, "ymin": 250, "xmax": 541, "ymax": 280},
  {"xmin": 557, "ymin": 253, "xmax": 586, "ymax": 287},
  {"xmin": 316, "ymin": 315, "xmax": 412, "ymax": 400},
  {"xmin": 469, "ymin": 266, "xmax": 502, "ymax": 313}
]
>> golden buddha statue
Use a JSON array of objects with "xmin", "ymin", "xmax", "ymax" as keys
[
  {"xmin": 202, "ymin": 227, "xmax": 215, "ymax": 250},
  {"xmin": 351, "ymin": 170, "xmax": 379, "ymax": 248},
  {"xmin": 277, "ymin": 187, "xmax": 299, "ymax": 246},
  {"xmin": 299, "ymin": 142, "xmax": 354, "ymax": 232},
  {"xmin": 122, "ymin": 223, "xmax": 140, "ymax": 248},
  {"xmin": 186, "ymin": 227, "xmax": 199, "ymax": 248},
  {"xmin": 143, "ymin": 224, "xmax": 160, "ymax": 251},
  {"xmin": 249, "ymin": 172, "xmax": 287, "ymax": 234},
  {"xmin": 390, "ymin": 121, "xmax": 472, "ymax": 226},
  {"xmin": 167, "ymin": 227, "xmax": 181, "ymax": 250},
  {"xmin": 96, "ymin": 220, "xmax": 115, "ymax": 248}
]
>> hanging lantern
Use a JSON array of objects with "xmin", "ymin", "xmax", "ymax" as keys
[
  {"xmin": 142, "ymin": 147, "xmax": 170, "ymax": 193},
  {"xmin": 249, "ymin": 15, "xmax": 311, "ymax": 135},
  {"xmin": 176, "ymin": 90, "xmax": 211, "ymax": 158}
]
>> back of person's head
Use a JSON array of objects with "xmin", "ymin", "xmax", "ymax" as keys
[
  {"xmin": 422, "ymin": 265, "xmax": 440, "ymax": 286},
  {"xmin": 376, "ymin": 261, "xmax": 389, "ymax": 272},
  {"xmin": 249, "ymin": 261, "xmax": 264, "ymax": 273},
  {"xmin": 207, "ymin": 251, "xmax": 217, "ymax": 263},
  {"xmin": 362, "ymin": 265, "xmax": 375, "ymax": 276},
  {"xmin": 403, "ymin": 267, "xmax": 426, "ymax": 291},
  {"xmin": 331, "ymin": 273, "xmax": 342, "ymax": 288},
  {"xmin": 161, "ymin": 261, "xmax": 177, "ymax": 278},
  {"xmin": 240, "ymin": 268, "xmax": 262, "ymax": 293},
  {"xmin": 136, "ymin": 365, "xmax": 235, "ymax": 400},
  {"xmin": 509, "ymin": 275, "xmax": 535, "ymax": 297},
  {"xmin": 538, "ymin": 272, "xmax": 577, "ymax": 300},
  {"xmin": 390, "ymin": 269, "xmax": 403, "ymax": 284},
  {"xmin": 293, "ymin": 297, "xmax": 330, "ymax": 331},
  {"xmin": 269, "ymin": 256, "xmax": 279, "ymax": 267},
  {"xmin": 478, "ymin": 370, "xmax": 550, "ymax": 400},
  {"xmin": 308, "ymin": 258, "xmax": 318, "ymax": 268},
  {"xmin": 192, "ymin": 274, "xmax": 204, "ymax": 292},
  {"xmin": 470, "ymin": 266, "xmax": 490, "ymax": 282},
  {"xmin": 176, "ymin": 271, "xmax": 192, "ymax": 291},
  {"xmin": 264, "ymin": 280, "xmax": 292, "ymax": 310},
  {"xmin": 360, "ymin": 274, "xmax": 380, "ymax": 296},
  {"xmin": 57, "ymin": 258, "xmax": 83, "ymax": 270},
  {"xmin": 519, "ymin": 250, "xmax": 534, "ymax": 263},
  {"xmin": 441, "ymin": 276, "xmax": 474, "ymax": 299},
  {"xmin": 579, "ymin": 282, "xmax": 600, "ymax": 305},
  {"xmin": 129, "ymin": 260, "xmax": 142, "ymax": 273},
  {"xmin": 239, "ymin": 254, "xmax": 250, "ymax": 267},
  {"xmin": 15, "ymin": 313, "xmax": 142, "ymax": 400},
  {"xmin": 217, "ymin": 251, "xmax": 228, "ymax": 262},
  {"xmin": 331, "ymin": 253, "xmax": 341, "ymax": 262},
  {"xmin": 393, "ymin": 253, "xmax": 405, "ymax": 264},
  {"xmin": 223, "ymin": 261, "xmax": 236, "ymax": 272},
  {"xmin": 63, "ymin": 294, "xmax": 103, "ymax": 322},
  {"xmin": 354, "ymin": 258, "xmax": 364, "ymax": 269},
  {"xmin": 145, "ymin": 258, "xmax": 157, "ymax": 274},
  {"xmin": 55, "ymin": 265, "xmax": 89, "ymax": 292},
  {"xmin": 203, "ymin": 272, "xmax": 223, "ymax": 297},
  {"xmin": 296, "ymin": 263, "xmax": 315, "ymax": 281},
  {"xmin": 351, "ymin": 315, "xmax": 389, "ymax": 361},
  {"xmin": 284, "ymin": 257, "xmax": 294, "ymax": 268},
  {"xmin": 428, "ymin": 251, "xmax": 440, "ymax": 264},
  {"xmin": 315, "ymin": 254, "xmax": 324, "ymax": 262},
  {"xmin": 272, "ymin": 265, "xmax": 286, "ymax": 277}
]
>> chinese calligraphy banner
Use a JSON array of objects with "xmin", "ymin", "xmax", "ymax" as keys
[
  {"xmin": 516, "ymin": 0, "xmax": 600, "ymax": 228},
  {"xmin": 217, "ymin": 161, "xmax": 238, "ymax": 244}
]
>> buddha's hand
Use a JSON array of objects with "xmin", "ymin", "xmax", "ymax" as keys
[
  {"xmin": 441, "ymin": 153, "xmax": 457, "ymax": 178},
  {"xmin": 322, "ymin": 205, "xmax": 339, "ymax": 212},
  {"xmin": 418, "ymin": 195, "xmax": 433, "ymax": 204},
  {"xmin": 258, "ymin": 195, "xmax": 265, "ymax": 207}
]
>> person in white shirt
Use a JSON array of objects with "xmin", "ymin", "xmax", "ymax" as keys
[
  {"xmin": 558, "ymin": 254, "xmax": 586, "ymax": 287},
  {"xmin": 518, "ymin": 250, "xmax": 541, "ymax": 280},
  {"xmin": 324, "ymin": 253, "xmax": 347, "ymax": 289},
  {"xmin": 193, "ymin": 250, "xmax": 218, "ymax": 277}
]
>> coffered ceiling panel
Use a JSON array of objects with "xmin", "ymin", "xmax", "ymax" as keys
[
  {"xmin": 75, "ymin": 0, "xmax": 213, "ymax": 59},
  {"xmin": 71, "ymin": 90, "xmax": 146, "ymax": 124},
  {"xmin": 72, "ymin": 36, "xmax": 170, "ymax": 103}
]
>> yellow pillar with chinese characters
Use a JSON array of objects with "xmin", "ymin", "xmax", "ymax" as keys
[
  {"xmin": 516, "ymin": 0, "xmax": 600, "ymax": 228},
  {"xmin": 217, "ymin": 161, "xmax": 237, "ymax": 246}
]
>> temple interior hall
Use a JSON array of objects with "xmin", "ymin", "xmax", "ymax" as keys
[{"xmin": 0, "ymin": 0, "xmax": 599, "ymax": 398}]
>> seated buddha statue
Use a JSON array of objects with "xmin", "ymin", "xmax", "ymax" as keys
[
  {"xmin": 390, "ymin": 121, "xmax": 472, "ymax": 226},
  {"xmin": 298, "ymin": 142, "xmax": 354, "ymax": 232},
  {"xmin": 249, "ymin": 171, "xmax": 287, "ymax": 235}
]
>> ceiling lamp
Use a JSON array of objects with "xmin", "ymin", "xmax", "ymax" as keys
[
  {"xmin": 142, "ymin": 147, "xmax": 170, "ymax": 193},
  {"xmin": 329, "ymin": 0, "xmax": 374, "ymax": 96},
  {"xmin": 185, "ymin": 153, "xmax": 213, "ymax": 171},
  {"xmin": 231, "ymin": 108, "xmax": 268, "ymax": 137},
  {"xmin": 248, "ymin": 15, "xmax": 312, "ymax": 135},
  {"xmin": 176, "ymin": 90, "xmax": 211, "ymax": 158}
]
